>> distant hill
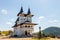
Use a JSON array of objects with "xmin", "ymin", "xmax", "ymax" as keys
[{"xmin": 42, "ymin": 27, "xmax": 60, "ymax": 37}]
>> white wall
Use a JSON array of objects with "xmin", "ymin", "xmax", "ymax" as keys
[
  {"xmin": 13, "ymin": 26, "xmax": 22, "ymax": 36},
  {"xmin": 18, "ymin": 16, "xmax": 32, "ymax": 24}
]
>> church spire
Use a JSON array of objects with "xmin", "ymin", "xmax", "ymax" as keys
[
  {"xmin": 17, "ymin": 6, "xmax": 23, "ymax": 16},
  {"xmin": 27, "ymin": 8, "xmax": 31, "ymax": 15},
  {"xmin": 20, "ymin": 6, "xmax": 23, "ymax": 13}
]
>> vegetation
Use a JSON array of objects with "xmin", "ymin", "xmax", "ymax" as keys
[
  {"xmin": 0, "ymin": 30, "xmax": 13, "ymax": 36},
  {"xmin": 32, "ymin": 37, "xmax": 50, "ymax": 40},
  {"xmin": 0, "ymin": 31, "xmax": 1, "ymax": 35}
]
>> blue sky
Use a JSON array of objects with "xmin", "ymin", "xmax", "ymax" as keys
[{"xmin": 0, "ymin": 0, "xmax": 60, "ymax": 32}]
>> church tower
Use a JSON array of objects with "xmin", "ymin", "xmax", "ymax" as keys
[{"xmin": 12, "ymin": 6, "xmax": 37, "ymax": 37}]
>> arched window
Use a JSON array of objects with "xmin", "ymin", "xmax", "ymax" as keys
[
  {"xmin": 28, "ymin": 26, "xmax": 30, "ymax": 28},
  {"xmin": 25, "ymin": 25, "xmax": 27, "ymax": 28}
]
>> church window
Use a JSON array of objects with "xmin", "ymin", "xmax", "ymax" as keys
[
  {"xmin": 28, "ymin": 26, "xmax": 30, "ymax": 28},
  {"xmin": 25, "ymin": 25, "xmax": 27, "ymax": 27}
]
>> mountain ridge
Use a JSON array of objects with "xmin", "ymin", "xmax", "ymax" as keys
[{"xmin": 42, "ymin": 26, "xmax": 60, "ymax": 36}]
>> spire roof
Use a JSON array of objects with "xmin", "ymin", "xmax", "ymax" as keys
[
  {"xmin": 15, "ymin": 17, "xmax": 19, "ymax": 23},
  {"xmin": 27, "ymin": 8, "xmax": 31, "ymax": 15},
  {"xmin": 20, "ymin": 6, "xmax": 23, "ymax": 13},
  {"xmin": 17, "ymin": 6, "xmax": 23, "ymax": 16}
]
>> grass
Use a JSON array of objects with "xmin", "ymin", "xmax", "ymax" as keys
[
  {"xmin": 32, "ymin": 37, "xmax": 60, "ymax": 40},
  {"xmin": 40, "ymin": 37, "xmax": 50, "ymax": 40},
  {"xmin": 32, "ymin": 37, "xmax": 50, "ymax": 40}
]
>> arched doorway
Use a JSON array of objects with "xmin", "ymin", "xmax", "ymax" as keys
[{"xmin": 25, "ymin": 31, "xmax": 27, "ymax": 35}]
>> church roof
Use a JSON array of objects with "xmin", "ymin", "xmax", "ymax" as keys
[
  {"xmin": 12, "ymin": 23, "xmax": 17, "ymax": 27},
  {"xmin": 27, "ymin": 8, "xmax": 31, "ymax": 15},
  {"xmin": 12, "ymin": 22, "xmax": 37, "ymax": 27},
  {"xmin": 17, "ymin": 6, "xmax": 23, "ymax": 16},
  {"xmin": 17, "ymin": 13, "xmax": 34, "ymax": 17},
  {"xmin": 17, "ymin": 7, "xmax": 34, "ymax": 17},
  {"xmin": 20, "ymin": 22, "xmax": 37, "ymax": 25},
  {"xmin": 15, "ymin": 17, "xmax": 19, "ymax": 23}
]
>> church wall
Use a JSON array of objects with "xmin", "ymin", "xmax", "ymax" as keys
[
  {"xmin": 18, "ymin": 16, "xmax": 32, "ymax": 24},
  {"xmin": 19, "ymin": 16, "xmax": 25, "ymax": 24},
  {"xmin": 24, "ymin": 16, "xmax": 31, "ymax": 22},
  {"xmin": 20, "ymin": 27, "xmax": 33, "ymax": 34},
  {"xmin": 13, "ymin": 26, "xmax": 22, "ymax": 36}
]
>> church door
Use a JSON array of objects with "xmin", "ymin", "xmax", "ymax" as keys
[{"xmin": 25, "ymin": 31, "xmax": 27, "ymax": 35}]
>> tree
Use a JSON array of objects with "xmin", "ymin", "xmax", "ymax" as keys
[
  {"xmin": 38, "ymin": 27, "xmax": 42, "ymax": 40},
  {"xmin": 0, "ymin": 31, "xmax": 1, "ymax": 35},
  {"xmin": 50, "ymin": 32, "xmax": 55, "ymax": 38},
  {"xmin": 8, "ymin": 30, "xmax": 13, "ymax": 35}
]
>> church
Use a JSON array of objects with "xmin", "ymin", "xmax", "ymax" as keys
[{"xmin": 12, "ymin": 6, "xmax": 37, "ymax": 37}]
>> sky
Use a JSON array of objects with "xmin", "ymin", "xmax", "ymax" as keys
[{"xmin": 0, "ymin": 0, "xmax": 60, "ymax": 32}]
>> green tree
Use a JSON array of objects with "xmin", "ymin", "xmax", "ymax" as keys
[{"xmin": 0, "ymin": 31, "xmax": 1, "ymax": 35}]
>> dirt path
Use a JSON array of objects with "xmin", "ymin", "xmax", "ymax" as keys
[
  {"xmin": 0, "ymin": 38, "xmax": 32, "ymax": 40},
  {"xmin": 49, "ymin": 38, "xmax": 60, "ymax": 40},
  {"xmin": 0, "ymin": 37, "xmax": 60, "ymax": 40}
]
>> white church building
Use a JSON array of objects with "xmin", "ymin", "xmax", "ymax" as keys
[{"xmin": 12, "ymin": 7, "xmax": 37, "ymax": 37}]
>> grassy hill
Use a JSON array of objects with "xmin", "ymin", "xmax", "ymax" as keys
[{"xmin": 42, "ymin": 27, "xmax": 60, "ymax": 37}]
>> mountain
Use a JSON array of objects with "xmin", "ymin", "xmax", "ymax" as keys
[{"xmin": 42, "ymin": 27, "xmax": 60, "ymax": 37}]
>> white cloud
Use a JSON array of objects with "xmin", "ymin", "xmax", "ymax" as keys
[
  {"xmin": 1, "ymin": 9, "xmax": 8, "ymax": 14},
  {"xmin": 48, "ymin": 20, "xmax": 59, "ymax": 23},
  {"xmin": 39, "ymin": 16, "xmax": 45, "ymax": 20},
  {"xmin": 6, "ymin": 22, "xmax": 12, "ymax": 25}
]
